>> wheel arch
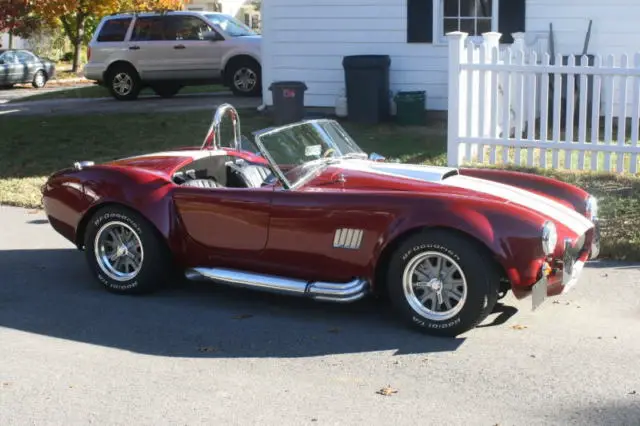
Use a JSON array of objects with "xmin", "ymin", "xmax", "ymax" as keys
[
  {"xmin": 75, "ymin": 201, "xmax": 165, "ymax": 251},
  {"xmin": 222, "ymin": 54, "xmax": 261, "ymax": 86},
  {"xmin": 103, "ymin": 60, "xmax": 139, "ymax": 81},
  {"xmin": 373, "ymin": 225, "xmax": 510, "ymax": 298}
]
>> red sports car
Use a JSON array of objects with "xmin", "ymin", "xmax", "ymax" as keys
[{"xmin": 42, "ymin": 104, "xmax": 600, "ymax": 337}]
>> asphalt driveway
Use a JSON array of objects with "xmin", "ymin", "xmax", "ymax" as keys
[{"xmin": 1, "ymin": 204, "xmax": 639, "ymax": 425}]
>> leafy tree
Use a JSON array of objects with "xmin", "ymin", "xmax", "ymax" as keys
[
  {"xmin": 0, "ymin": 1, "xmax": 40, "ymax": 48},
  {"xmin": 33, "ymin": 0, "xmax": 189, "ymax": 72}
]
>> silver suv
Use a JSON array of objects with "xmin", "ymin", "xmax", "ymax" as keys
[{"xmin": 84, "ymin": 10, "xmax": 262, "ymax": 100}]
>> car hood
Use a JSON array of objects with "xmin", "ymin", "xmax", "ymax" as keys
[{"xmin": 330, "ymin": 160, "xmax": 594, "ymax": 236}]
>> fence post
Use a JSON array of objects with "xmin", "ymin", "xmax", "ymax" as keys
[
  {"xmin": 481, "ymin": 32, "xmax": 501, "ymax": 140},
  {"xmin": 447, "ymin": 31, "xmax": 468, "ymax": 167}
]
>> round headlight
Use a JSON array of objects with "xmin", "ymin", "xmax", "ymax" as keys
[
  {"xmin": 542, "ymin": 221, "xmax": 557, "ymax": 256},
  {"xmin": 586, "ymin": 195, "xmax": 598, "ymax": 221}
]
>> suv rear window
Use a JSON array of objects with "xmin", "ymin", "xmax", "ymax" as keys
[{"xmin": 96, "ymin": 18, "xmax": 132, "ymax": 42}]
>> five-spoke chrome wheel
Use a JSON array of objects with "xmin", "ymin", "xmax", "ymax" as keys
[
  {"xmin": 233, "ymin": 67, "xmax": 257, "ymax": 93},
  {"xmin": 94, "ymin": 221, "xmax": 144, "ymax": 282},
  {"xmin": 112, "ymin": 72, "xmax": 133, "ymax": 96},
  {"xmin": 402, "ymin": 251, "xmax": 468, "ymax": 321}
]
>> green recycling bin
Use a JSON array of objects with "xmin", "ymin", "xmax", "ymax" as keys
[{"xmin": 394, "ymin": 91, "xmax": 426, "ymax": 126}]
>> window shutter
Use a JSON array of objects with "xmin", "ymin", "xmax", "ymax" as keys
[
  {"xmin": 498, "ymin": 0, "xmax": 526, "ymax": 44},
  {"xmin": 407, "ymin": 0, "xmax": 434, "ymax": 43}
]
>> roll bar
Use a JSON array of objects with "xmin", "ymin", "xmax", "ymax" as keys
[{"xmin": 201, "ymin": 103, "xmax": 242, "ymax": 151}]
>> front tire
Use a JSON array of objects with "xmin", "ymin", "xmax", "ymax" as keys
[
  {"xmin": 83, "ymin": 206, "xmax": 172, "ymax": 294},
  {"xmin": 386, "ymin": 230, "xmax": 500, "ymax": 337},
  {"xmin": 227, "ymin": 58, "xmax": 262, "ymax": 97}
]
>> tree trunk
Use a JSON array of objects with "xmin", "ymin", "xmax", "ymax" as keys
[
  {"xmin": 8, "ymin": 32, "xmax": 13, "ymax": 49},
  {"xmin": 71, "ymin": 14, "xmax": 85, "ymax": 73}
]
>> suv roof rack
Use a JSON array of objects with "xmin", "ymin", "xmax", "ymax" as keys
[{"xmin": 108, "ymin": 9, "xmax": 179, "ymax": 17}]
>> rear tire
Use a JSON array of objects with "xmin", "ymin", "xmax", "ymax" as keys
[
  {"xmin": 106, "ymin": 64, "xmax": 141, "ymax": 101},
  {"xmin": 83, "ymin": 206, "xmax": 172, "ymax": 295},
  {"xmin": 32, "ymin": 70, "xmax": 47, "ymax": 88},
  {"xmin": 386, "ymin": 230, "xmax": 500, "ymax": 337}
]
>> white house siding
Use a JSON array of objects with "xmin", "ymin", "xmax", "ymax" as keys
[
  {"xmin": 526, "ymin": 0, "xmax": 640, "ymax": 117},
  {"xmin": 262, "ymin": 0, "xmax": 640, "ymax": 112},
  {"xmin": 0, "ymin": 33, "xmax": 30, "ymax": 49},
  {"xmin": 261, "ymin": 0, "xmax": 450, "ymax": 110}
]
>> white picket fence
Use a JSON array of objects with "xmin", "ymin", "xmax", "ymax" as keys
[{"xmin": 447, "ymin": 31, "xmax": 640, "ymax": 174}]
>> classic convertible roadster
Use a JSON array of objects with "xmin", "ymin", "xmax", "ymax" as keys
[{"xmin": 42, "ymin": 104, "xmax": 600, "ymax": 337}]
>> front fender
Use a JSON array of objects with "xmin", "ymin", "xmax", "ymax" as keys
[{"xmin": 374, "ymin": 195, "xmax": 549, "ymax": 289}]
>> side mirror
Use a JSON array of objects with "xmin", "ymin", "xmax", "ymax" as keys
[
  {"xmin": 203, "ymin": 31, "xmax": 223, "ymax": 41},
  {"xmin": 368, "ymin": 152, "xmax": 386, "ymax": 162}
]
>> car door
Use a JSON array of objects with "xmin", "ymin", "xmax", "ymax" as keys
[
  {"xmin": 171, "ymin": 185, "xmax": 273, "ymax": 264},
  {"xmin": 128, "ymin": 15, "xmax": 181, "ymax": 80},
  {"xmin": 262, "ymin": 188, "xmax": 389, "ymax": 283},
  {"xmin": 0, "ymin": 51, "xmax": 20, "ymax": 84},
  {"xmin": 162, "ymin": 15, "xmax": 222, "ymax": 80},
  {"xmin": 15, "ymin": 50, "xmax": 38, "ymax": 82}
]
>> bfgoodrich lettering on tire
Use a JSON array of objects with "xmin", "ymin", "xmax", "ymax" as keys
[
  {"xmin": 83, "ymin": 206, "xmax": 172, "ymax": 294},
  {"xmin": 386, "ymin": 230, "xmax": 500, "ymax": 337}
]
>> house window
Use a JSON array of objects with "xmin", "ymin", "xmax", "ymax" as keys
[{"xmin": 440, "ymin": 0, "xmax": 496, "ymax": 39}]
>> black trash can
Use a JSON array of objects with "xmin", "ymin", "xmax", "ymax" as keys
[
  {"xmin": 269, "ymin": 81, "xmax": 307, "ymax": 125},
  {"xmin": 342, "ymin": 55, "xmax": 391, "ymax": 124}
]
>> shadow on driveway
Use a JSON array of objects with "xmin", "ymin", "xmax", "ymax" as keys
[{"xmin": 0, "ymin": 248, "xmax": 468, "ymax": 358}]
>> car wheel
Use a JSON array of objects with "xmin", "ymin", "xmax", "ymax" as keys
[
  {"xmin": 32, "ymin": 70, "xmax": 47, "ymax": 88},
  {"xmin": 152, "ymin": 83, "xmax": 182, "ymax": 98},
  {"xmin": 386, "ymin": 230, "xmax": 500, "ymax": 337},
  {"xmin": 83, "ymin": 206, "xmax": 173, "ymax": 295},
  {"xmin": 228, "ymin": 58, "xmax": 261, "ymax": 97},
  {"xmin": 106, "ymin": 64, "xmax": 141, "ymax": 101}
]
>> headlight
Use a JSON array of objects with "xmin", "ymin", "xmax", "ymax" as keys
[
  {"xmin": 586, "ymin": 195, "xmax": 598, "ymax": 221},
  {"xmin": 541, "ymin": 221, "xmax": 557, "ymax": 256}
]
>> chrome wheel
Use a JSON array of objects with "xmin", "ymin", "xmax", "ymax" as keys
[
  {"xmin": 94, "ymin": 221, "xmax": 144, "ymax": 282},
  {"xmin": 233, "ymin": 67, "xmax": 257, "ymax": 92},
  {"xmin": 112, "ymin": 72, "xmax": 133, "ymax": 96},
  {"xmin": 402, "ymin": 251, "xmax": 468, "ymax": 321}
]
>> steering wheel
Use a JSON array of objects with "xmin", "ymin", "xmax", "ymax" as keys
[{"xmin": 323, "ymin": 148, "xmax": 336, "ymax": 158}]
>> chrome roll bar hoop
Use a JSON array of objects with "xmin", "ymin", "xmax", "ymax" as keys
[{"xmin": 201, "ymin": 103, "xmax": 242, "ymax": 150}]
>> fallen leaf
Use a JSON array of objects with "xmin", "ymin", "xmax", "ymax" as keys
[
  {"xmin": 598, "ymin": 337, "xmax": 602, "ymax": 339},
  {"xmin": 197, "ymin": 346, "xmax": 219, "ymax": 353},
  {"xmin": 552, "ymin": 301, "xmax": 560, "ymax": 304},
  {"xmin": 311, "ymin": 419, "xmax": 318, "ymax": 422},
  {"xmin": 628, "ymin": 390, "xmax": 637, "ymax": 395},
  {"xmin": 1, "ymin": 382, "xmax": 10, "ymax": 387},
  {"xmin": 601, "ymin": 273, "xmax": 609, "ymax": 278},
  {"xmin": 530, "ymin": 355, "xmax": 536, "ymax": 358},
  {"xmin": 376, "ymin": 385, "xmax": 398, "ymax": 396},
  {"xmin": 232, "ymin": 314, "xmax": 254, "ymax": 320},
  {"xmin": 511, "ymin": 324, "xmax": 528, "ymax": 330}
]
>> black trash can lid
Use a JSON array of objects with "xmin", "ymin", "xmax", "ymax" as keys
[
  {"xmin": 342, "ymin": 55, "xmax": 391, "ymax": 69},
  {"xmin": 269, "ymin": 81, "xmax": 308, "ymax": 90}
]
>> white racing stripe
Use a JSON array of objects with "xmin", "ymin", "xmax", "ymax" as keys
[
  {"xmin": 443, "ymin": 175, "xmax": 593, "ymax": 235},
  {"xmin": 118, "ymin": 149, "xmax": 228, "ymax": 161},
  {"xmin": 338, "ymin": 160, "xmax": 593, "ymax": 236}
]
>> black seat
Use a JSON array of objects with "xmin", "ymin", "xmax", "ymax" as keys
[{"xmin": 226, "ymin": 162, "xmax": 272, "ymax": 188}]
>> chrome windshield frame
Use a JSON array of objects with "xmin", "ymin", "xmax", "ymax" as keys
[{"xmin": 253, "ymin": 118, "xmax": 365, "ymax": 191}]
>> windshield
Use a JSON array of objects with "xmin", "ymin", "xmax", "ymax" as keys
[
  {"xmin": 204, "ymin": 13, "xmax": 255, "ymax": 37},
  {"xmin": 254, "ymin": 119, "xmax": 366, "ymax": 188}
]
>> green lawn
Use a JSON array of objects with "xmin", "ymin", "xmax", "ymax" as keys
[
  {"xmin": 0, "ymin": 109, "xmax": 446, "ymax": 207},
  {"xmin": 13, "ymin": 84, "xmax": 228, "ymax": 102},
  {"xmin": 0, "ymin": 108, "xmax": 637, "ymax": 260}
]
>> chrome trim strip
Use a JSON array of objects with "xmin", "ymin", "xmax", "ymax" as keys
[{"xmin": 185, "ymin": 267, "xmax": 369, "ymax": 303}]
